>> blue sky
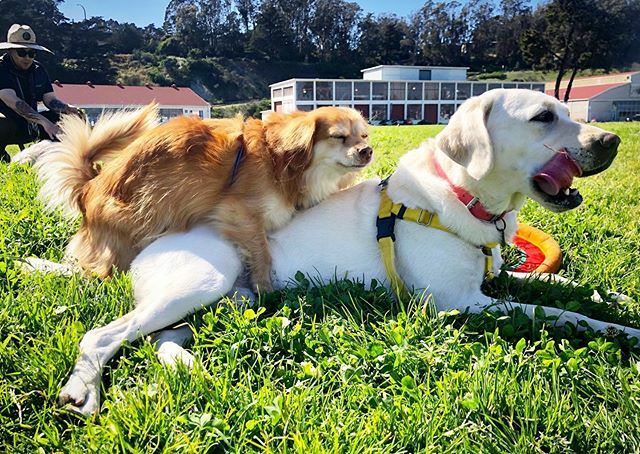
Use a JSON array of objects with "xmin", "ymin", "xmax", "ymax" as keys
[{"xmin": 59, "ymin": 1, "xmax": 468, "ymax": 27}]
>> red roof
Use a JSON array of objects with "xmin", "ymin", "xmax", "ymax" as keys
[
  {"xmin": 52, "ymin": 83, "xmax": 210, "ymax": 107},
  {"xmin": 545, "ymin": 82, "xmax": 626, "ymax": 101},
  {"xmin": 568, "ymin": 71, "xmax": 638, "ymax": 81}
]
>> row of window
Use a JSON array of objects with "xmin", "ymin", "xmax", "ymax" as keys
[
  {"xmin": 272, "ymin": 81, "xmax": 545, "ymax": 102},
  {"xmin": 296, "ymin": 103, "xmax": 463, "ymax": 122},
  {"xmin": 613, "ymin": 100, "xmax": 640, "ymax": 120}
]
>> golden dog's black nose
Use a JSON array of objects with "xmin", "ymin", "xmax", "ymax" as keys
[
  {"xmin": 358, "ymin": 146, "xmax": 373, "ymax": 162},
  {"xmin": 599, "ymin": 133, "xmax": 621, "ymax": 152}
]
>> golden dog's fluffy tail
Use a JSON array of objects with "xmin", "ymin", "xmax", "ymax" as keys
[{"xmin": 36, "ymin": 103, "xmax": 159, "ymax": 218}]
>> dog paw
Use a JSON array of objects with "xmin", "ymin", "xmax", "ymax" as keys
[
  {"xmin": 19, "ymin": 257, "xmax": 76, "ymax": 276},
  {"xmin": 156, "ymin": 342, "xmax": 195, "ymax": 369},
  {"xmin": 608, "ymin": 292, "xmax": 631, "ymax": 303},
  {"xmin": 229, "ymin": 287, "xmax": 257, "ymax": 306},
  {"xmin": 58, "ymin": 375, "xmax": 100, "ymax": 417}
]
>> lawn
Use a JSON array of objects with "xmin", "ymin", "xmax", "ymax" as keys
[{"xmin": 1, "ymin": 123, "xmax": 640, "ymax": 452}]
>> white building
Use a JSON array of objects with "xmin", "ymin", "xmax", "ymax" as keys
[
  {"xmin": 545, "ymin": 71, "xmax": 640, "ymax": 122},
  {"xmin": 269, "ymin": 65, "xmax": 545, "ymax": 124}
]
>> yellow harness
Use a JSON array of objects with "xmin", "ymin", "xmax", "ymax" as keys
[{"xmin": 376, "ymin": 183, "xmax": 499, "ymax": 300}]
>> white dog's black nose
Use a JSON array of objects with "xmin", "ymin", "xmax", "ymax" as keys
[{"xmin": 599, "ymin": 133, "xmax": 621, "ymax": 152}]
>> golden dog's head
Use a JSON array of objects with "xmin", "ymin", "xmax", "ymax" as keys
[{"xmin": 264, "ymin": 106, "xmax": 372, "ymax": 205}]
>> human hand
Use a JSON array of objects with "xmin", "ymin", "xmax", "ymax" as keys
[{"xmin": 42, "ymin": 119, "xmax": 61, "ymax": 140}]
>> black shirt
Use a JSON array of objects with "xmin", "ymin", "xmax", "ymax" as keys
[{"xmin": 0, "ymin": 53, "xmax": 53, "ymax": 125}]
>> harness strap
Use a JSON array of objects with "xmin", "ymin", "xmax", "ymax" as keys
[
  {"xmin": 228, "ymin": 136, "xmax": 246, "ymax": 187},
  {"xmin": 376, "ymin": 182, "xmax": 498, "ymax": 300}
]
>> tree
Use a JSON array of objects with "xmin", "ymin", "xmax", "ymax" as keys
[
  {"xmin": 411, "ymin": 1, "xmax": 471, "ymax": 66},
  {"xmin": 248, "ymin": 0, "xmax": 297, "ymax": 60},
  {"xmin": 356, "ymin": 14, "xmax": 414, "ymax": 66},
  {"xmin": 235, "ymin": 0, "xmax": 260, "ymax": 33},
  {"xmin": 521, "ymin": 0, "xmax": 639, "ymax": 101},
  {"xmin": 494, "ymin": 0, "xmax": 532, "ymax": 69},
  {"xmin": 310, "ymin": 0, "xmax": 362, "ymax": 62}
]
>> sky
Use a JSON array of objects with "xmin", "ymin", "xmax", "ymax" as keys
[{"xmin": 59, "ymin": 1, "xmax": 437, "ymax": 27}]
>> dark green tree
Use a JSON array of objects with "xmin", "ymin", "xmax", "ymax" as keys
[{"xmin": 310, "ymin": 0, "xmax": 362, "ymax": 62}]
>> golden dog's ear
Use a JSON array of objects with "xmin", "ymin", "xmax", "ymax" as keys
[
  {"xmin": 437, "ymin": 95, "xmax": 494, "ymax": 180},
  {"xmin": 266, "ymin": 111, "xmax": 316, "ymax": 175}
]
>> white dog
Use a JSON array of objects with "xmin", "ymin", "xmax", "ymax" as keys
[
  {"xmin": 11, "ymin": 140, "xmax": 55, "ymax": 165},
  {"xmin": 55, "ymin": 89, "xmax": 633, "ymax": 416}
]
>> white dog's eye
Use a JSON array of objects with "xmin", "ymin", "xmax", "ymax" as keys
[{"xmin": 530, "ymin": 111, "xmax": 555, "ymax": 123}]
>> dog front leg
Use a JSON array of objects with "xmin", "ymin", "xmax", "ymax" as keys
[
  {"xmin": 151, "ymin": 286, "xmax": 256, "ymax": 369},
  {"xmin": 59, "ymin": 227, "xmax": 243, "ymax": 416},
  {"xmin": 507, "ymin": 271, "xmax": 630, "ymax": 303},
  {"xmin": 212, "ymin": 205, "xmax": 274, "ymax": 293},
  {"xmin": 456, "ymin": 292, "xmax": 640, "ymax": 341}
]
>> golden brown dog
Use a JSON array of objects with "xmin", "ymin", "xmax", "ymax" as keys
[{"xmin": 36, "ymin": 104, "xmax": 372, "ymax": 290}]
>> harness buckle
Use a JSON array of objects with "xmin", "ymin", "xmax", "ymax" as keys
[
  {"xmin": 416, "ymin": 209, "xmax": 434, "ymax": 226},
  {"xmin": 466, "ymin": 197, "xmax": 479, "ymax": 210},
  {"xmin": 376, "ymin": 216, "xmax": 396, "ymax": 241}
]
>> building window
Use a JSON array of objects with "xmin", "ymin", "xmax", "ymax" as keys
[
  {"xmin": 407, "ymin": 104, "xmax": 422, "ymax": 121},
  {"xmin": 472, "ymin": 83, "xmax": 487, "ymax": 96},
  {"xmin": 441, "ymin": 83, "xmax": 455, "ymax": 100},
  {"xmin": 296, "ymin": 104, "xmax": 314, "ymax": 111},
  {"xmin": 531, "ymin": 84, "xmax": 545, "ymax": 92},
  {"xmin": 390, "ymin": 82, "xmax": 406, "ymax": 100},
  {"xmin": 335, "ymin": 82, "xmax": 352, "ymax": 101},
  {"xmin": 613, "ymin": 100, "xmax": 640, "ymax": 120},
  {"xmin": 371, "ymin": 104, "xmax": 387, "ymax": 121},
  {"xmin": 456, "ymin": 83, "xmax": 471, "ymax": 100},
  {"xmin": 283, "ymin": 86, "xmax": 293, "ymax": 96},
  {"xmin": 372, "ymin": 82, "xmax": 389, "ymax": 100},
  {"xmin": 424, "ymin": 83, "xmax": 439, "ymax": 100},
  {"xmin": 408, "ymin": 83, "xmax": 422, "ymax": 100},
  {"xmin": 354, "ymin": 82, "xmax": 370, "ymax": 100},
  {"xmin": 440, "ymin": 104, "xmax": 455, "ymax": 122},
  {"xmin": 503, "ymin": 83, "xmax": 517, "ymax": 89},
  {"xmin": 419, "ymin": 69, "xmax": 432, "ymax": 80},
  {"xmin": 159, "ymin": 108, "xmax": 183, "ymax": 119},
  {"xmin": 488, "ymin": 83, "xmax": 502, "ymax": 91},
  {"xmin": 316, "ymin": 82, "xmax": 333, "ymax": 101},
  {"xmin": 273, "ymin": 88, "xmax": 283, "ymax": 97},
  {"xmin": 297, "ymin": 81, "xmax": 314, "ymax": 100},
  {"xmin": 517, "ymin": 83, "xmax": 532, "ymax": 90}
]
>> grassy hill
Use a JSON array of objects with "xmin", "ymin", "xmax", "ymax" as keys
[{"xmin": 108, "ymin": 53, "xmax": 362, "ymax": 105}]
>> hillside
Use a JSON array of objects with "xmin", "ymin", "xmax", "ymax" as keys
[{"xmin": 107, "ymin": 54, "xmax": 362, "ymax": 105}]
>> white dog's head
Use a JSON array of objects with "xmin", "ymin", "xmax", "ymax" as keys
[{"xmin": 437, "ymin": 89, "xmax": 620, "ymax": 213}]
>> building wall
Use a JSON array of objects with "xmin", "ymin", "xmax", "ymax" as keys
[
  {"xmin": 270, "ymin": 79, "xmax": 545, "ymax": 124},
  {"xmin": 588, "ymin": 84, "xmax": 640, "ymax": 121},
  {"xmin": 78, "ymin": 104, "xmax": 210, "ymax": 124},
  {"xmin": 362, "ymin": 67, "xmax": 467, "ymax": 81},
  {"xmin": 567, "ymin": 100, "xmax": 589, "ymax": 122}
]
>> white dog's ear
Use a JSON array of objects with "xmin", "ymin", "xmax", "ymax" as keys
[{"xmin": 437, "ymin": 95, "xmax": 494, "ymax": 180}]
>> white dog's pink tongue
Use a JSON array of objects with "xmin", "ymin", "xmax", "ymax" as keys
[{"xmin": 533, "ymin": 150, "xmax": 582, "ymax": 196}]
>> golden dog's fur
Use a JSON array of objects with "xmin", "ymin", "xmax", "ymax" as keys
[{"xmin": 37, "ymin": 104, "xmax": 372, "ymax": 290}]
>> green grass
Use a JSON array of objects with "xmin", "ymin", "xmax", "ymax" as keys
[{"xmin": 2, "ymin": 124, "xmax": 640, "ymax": 452}]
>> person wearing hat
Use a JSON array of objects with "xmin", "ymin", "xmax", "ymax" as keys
[{"xmin": 0, "ymin": 24, "xmax": 81, "ymax": 163}]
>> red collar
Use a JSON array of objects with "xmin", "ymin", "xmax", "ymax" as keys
[{"xmin": 432, "ymin": 156, "xmax": 509, "ymax": 223}]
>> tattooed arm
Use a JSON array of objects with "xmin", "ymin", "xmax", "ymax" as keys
[
  {"xmin": 0, "ymin": 88, "xmax": 60, "ymax": 139},
  {"xmin": 42, "ymin": 92, "xmax": 82, "ymax": 116}
]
